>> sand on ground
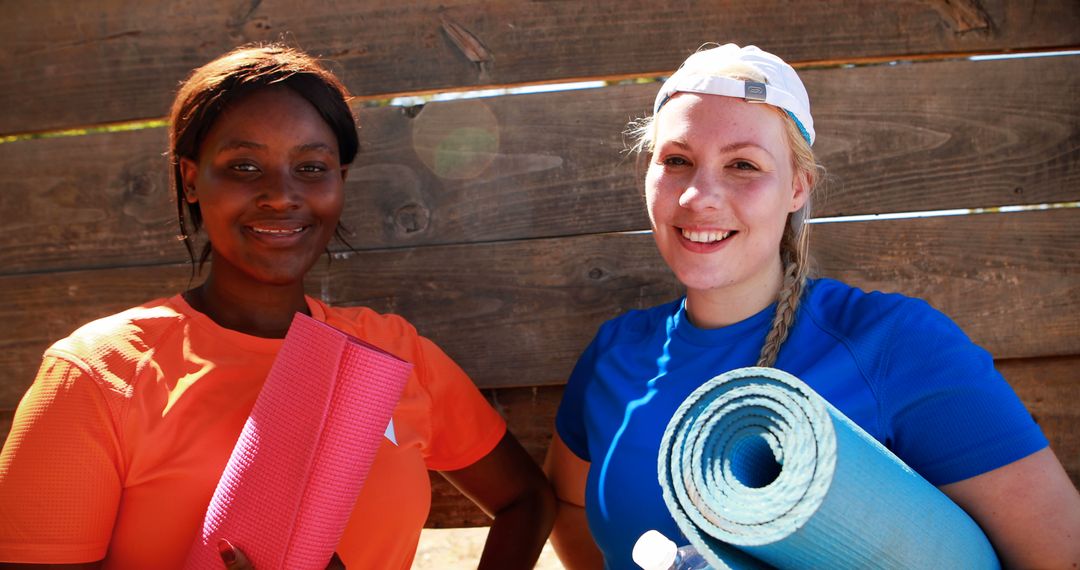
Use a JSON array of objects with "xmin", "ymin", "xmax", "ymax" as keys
[{"xmin": 413, "ymin": 527, "xmax": 565, "ymax": 569}]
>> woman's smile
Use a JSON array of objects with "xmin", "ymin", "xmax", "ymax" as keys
[
  {"xmin": 243, "ymin": 219, "xmax": 313, "ymax": 247},
  {"xmin": 675, "ymin": 226, "xmax": 737, "ymax": 253}
]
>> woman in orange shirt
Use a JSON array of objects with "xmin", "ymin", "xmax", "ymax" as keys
[{"xmin": 0, "ymin": 44, "xmax": 555, "ymax": 569}]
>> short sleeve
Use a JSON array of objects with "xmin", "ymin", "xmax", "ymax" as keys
[
  {"xmin": 880, "ymin": 302, "xmax": 1048, "ymax": 486},
  {"xmin": 555, "ymin": 334, "xmax": 601, "ymax": 462},
  {"xmin": 0, "ymin": 355, "xmax": 123, "ymax": 563},
  {"xmin": 416, "ymin": 337, "xmax": 506, "ymax": 472}
]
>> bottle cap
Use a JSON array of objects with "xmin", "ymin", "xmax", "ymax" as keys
[{"xmin": 632, "ymin": 529, "xmax": 678, "ymax": 570}]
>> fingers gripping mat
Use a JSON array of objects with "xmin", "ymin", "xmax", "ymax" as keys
[
  {"xmin": 185, "ymin": 313, "xmax": 413, "ymax": 570},
  {"xmin": 658, "ymin": 367, "xmax": 1000, "ymax": 570}
]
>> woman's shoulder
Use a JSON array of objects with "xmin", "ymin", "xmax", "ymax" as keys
[
  {"xmin": 804, "ymin": 278, "xmax": 947, "ymax": 334},
  {"xmin": 45, "ymin": 296, "xmax": 187, "ymax": 388},
  {"xmin": 800, "ymin": 278, "xmax": 975, "ymax": 375},
  {"xmin": 313, "ymin": 300, "xmax": 438, "ymax": 366},
  {"xmin": 51, "ymin": 297, "xmax": 184, "ymax": 353},
  {"xmin": 316, "ymin": 300, "xmax": 420, "ymax": 339}
]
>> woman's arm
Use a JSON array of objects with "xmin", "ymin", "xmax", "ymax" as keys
[
  {"xmin": 439, "ymin": 431, "xmax": 556, "ymax": 570},
  {"xmin": 940, "ymin": 447, "xmax": 1080, "ymax": 568},
  {"xmin": 0, "ymin": 358, "xmax": 122, "ymax": 568},
  {"xmin": 544, "ymin": 432, "xmax": 605, "ymax": 570}
]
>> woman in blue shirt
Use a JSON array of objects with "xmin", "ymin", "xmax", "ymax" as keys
[{"xmin": 545, "ymin": 43, "xmax": 1080, "ymax": 569}]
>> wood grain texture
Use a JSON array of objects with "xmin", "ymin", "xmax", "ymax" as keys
[
  {"xmin": 2, "ymin": 56, "xmax": 1078, "ymax": 275},
  {"xmin": 812, "ymin": 208, "xmax": 1080, "ymax": 360},
  {"xmin": 2, "ymin": 207, "xmax": 1076, "ymax": 409},
  {"xmin": 425, "ymin": 355, "xmax": 1080, "ymax": 527},
  {"xmin": 2, "ymin": 0, "xmax": 1078, "ymax": 133},
  {"xmin": 804, "ymin": 56, "xmax": 1080, "ymax": 217},
  {"xmin": 0, "ymin": 128, "xmax": 178, "ymax": 274}
]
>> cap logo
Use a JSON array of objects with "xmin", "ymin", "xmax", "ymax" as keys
[{"xmin": 744, "ymin": 81, "xmax": 767, "ymax": 102}]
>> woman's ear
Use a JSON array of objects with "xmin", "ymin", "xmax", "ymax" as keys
[
  {"xmin": 179, "ymin": 157, "xmax": 199, "ymax": 204},
  {"xmin": 339, "ymin": 164, "xmax": 350, "ymax": 183},
  {"xmin": 789, "ymin": 168, "xmax": 811, "ymax": 213}
]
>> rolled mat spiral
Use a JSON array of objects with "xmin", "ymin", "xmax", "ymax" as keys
[
  {"xmin": 185, "ymin": 313, "xmax": 413, "ymax": 570},
  {"xmin": 658, "ymin": 367, "xmax": 1000, "ymax": 569}
]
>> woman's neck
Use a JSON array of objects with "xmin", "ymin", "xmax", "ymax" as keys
[
  {"xmin": 684, "ymin": 258, "xmax": 784, "ymax": 329},
  {"xmin": 184, "ymin": 271, "xmax": 310, "ymax": 339}
]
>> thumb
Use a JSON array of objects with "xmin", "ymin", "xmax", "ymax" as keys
[{"xmin": 218, "ymin": 538, "xmax": 254, "ymax": 569}]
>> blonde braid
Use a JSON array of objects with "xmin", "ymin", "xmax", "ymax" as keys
[
  {"xmin": 757, "ymin": 220, "xmax": 810, "ymax": 367},
  {"xmin": 754, "ymin": 96, "xmax": 820, "ymax": 368}
]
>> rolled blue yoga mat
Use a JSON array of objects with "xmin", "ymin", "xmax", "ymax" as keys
[{"xmin": 657, "ymin": 367, "xmax": 1000, "ymax": 569}]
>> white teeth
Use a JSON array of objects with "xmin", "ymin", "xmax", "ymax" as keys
[
  {"xmin": 251, "ymin": 226, "xmax": 304, "ymax": 235},
  {"xmin": 681, "ymin": 228, "xmax": 732, "ymax": 243}
]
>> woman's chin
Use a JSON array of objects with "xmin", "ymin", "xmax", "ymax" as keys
[{"xmin": 675, "ymin": 272, "xmax": 736, "ymax": 293}]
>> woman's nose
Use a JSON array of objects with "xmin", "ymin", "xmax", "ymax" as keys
[
  {"xmin": 255, "ymin": 170, "xmax": 301, "ymax": 210},
  {"xmin": 679, "ymin": 170, "xmax": 726, "ymax": 211}
]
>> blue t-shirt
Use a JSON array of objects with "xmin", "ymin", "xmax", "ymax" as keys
[{"xmin": 555, "ymin": 278, "xmax": 1047, "ymax": 570}]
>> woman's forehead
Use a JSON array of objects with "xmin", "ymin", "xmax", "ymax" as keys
[
  {"xmin": 653, "ymin": 93, "xmax": 789, "ymax": 148},
  {"xmin": 202, "ymin": 86, "xmax": 338, "ymax": 150}
]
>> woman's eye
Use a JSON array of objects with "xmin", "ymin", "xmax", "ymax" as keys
[
  {"xmin": 662, "ymin": 156, "xmax": 690, "ymax": 167},
  {"xmin": 230, "ymin": 163, "xmax": 259, "ymax": 173},
  {"xmin": 732, "ymin": 160, "xmax": 758, "ymax": 171},
  {"xmin": 296, "ymin": 164, "xmax": 330, "ymax": 178}
]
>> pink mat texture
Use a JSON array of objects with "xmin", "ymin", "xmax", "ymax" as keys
[{"xmin": 185, "ymin": 313, "xmax": 413, "ymax": 570}]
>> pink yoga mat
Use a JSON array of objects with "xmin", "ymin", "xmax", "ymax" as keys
[{"xmin": 185, "ymin": 312, "xmax": 413, "ymax": 570}]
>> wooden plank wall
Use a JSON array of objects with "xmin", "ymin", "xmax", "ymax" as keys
[{"xmin": 1, "ymin": 1, "xmax": 1078, "ymax": 528}]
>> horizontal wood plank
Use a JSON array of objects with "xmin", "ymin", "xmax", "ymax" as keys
[
  {"xmin": 803, "ymin": 55, "xmax": 1080, "ymax": 217},
  {"xmin": 2, "ymin": 208, "xmax": 1076, "ymax": 410},
  {"xmin": 812, "ymin": 208, "xmax": 1080, "ymax": 360},
  {"xmin": 3, "ymin": 0, "xmax": 1079, "ymax": 133},
  {"xmin": 0, "ymin": 128, "xmax": 179, "ymax": 274},
  {"xmin": 2, "ymin": 56, "xmax": 1078, "ymax": 275}
]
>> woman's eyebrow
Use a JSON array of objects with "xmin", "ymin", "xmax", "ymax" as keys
[
  {"xmin": 657, "ymin": 138, "xmax": 691, "ymax": 151},
  {"xmin": 295, "ymin": 142, "xmax": 335, "ymax": 153},
  {"xmin": 656, "ymin": 139, "xmax": 771, "ymax": 160},
  {"xmin": 717, "ymin": 141, "xmax": 767, "ymax": 153},
  {"xmin": 217, "ymin": 139, "xmax": 266, "ymax": 152},
  {"xmin": 213, "ymin": 140, "xmax": 335, "ymax": 154}
]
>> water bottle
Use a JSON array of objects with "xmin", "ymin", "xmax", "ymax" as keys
[{"xmin": 632, "ymin": 530, "xmax": 712, "ymax": 570}]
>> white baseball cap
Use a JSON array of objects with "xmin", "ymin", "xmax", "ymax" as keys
[{"xmin": 653, "ymin": 44, "xmax": 815, "ymax": 146}]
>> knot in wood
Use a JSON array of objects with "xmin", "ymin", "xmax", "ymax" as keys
[{"xmin": 394, "ymin": 202, "xmax": 430, "ymax": 235}]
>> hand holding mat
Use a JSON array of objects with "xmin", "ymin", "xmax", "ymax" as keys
[
  {"xmin": 185, "ymin": 313, "xmax": 413, "ymax": 570},
  {"xmin": 658, "ymin": 367, "xmax": 1000, "ymax": 570}
]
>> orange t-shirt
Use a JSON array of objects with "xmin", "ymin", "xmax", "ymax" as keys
[{"xmin": 0, "ymin": 295, "xmax": 506, "ymax": 569}]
